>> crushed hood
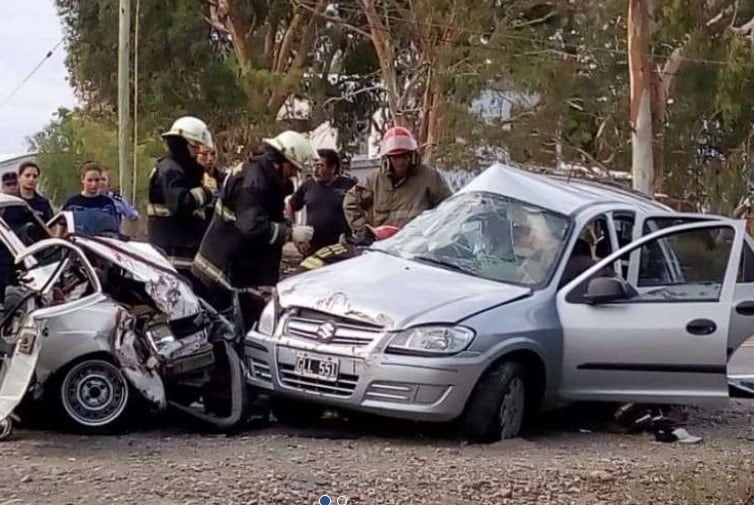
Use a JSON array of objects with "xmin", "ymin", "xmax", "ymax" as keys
[
  {"xmin": 278, "ymin": 252, "xmax": 531, "ymax": 329},
  {"xmin": 73, "ymin": 237, "xmax": 202, "ymax": 320}
]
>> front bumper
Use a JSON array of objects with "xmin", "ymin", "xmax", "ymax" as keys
[{"xmin": 244, "ymin": 330, "xmax": 487, "ymax": 422}]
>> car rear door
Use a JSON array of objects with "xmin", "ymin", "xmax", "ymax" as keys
[{"xmin": 556, "ymin": 220, "xmax": 744, "ymax": 405}]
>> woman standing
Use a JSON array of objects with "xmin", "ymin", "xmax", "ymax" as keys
[
  {"xmin": 0, "ymin": 161, "xmax": 54, "ymax": 305},
  {"xmin": 62, "ymin": 162, "xmax": 119, "ymax": 235},
  {"xmin": 16, "ymin": 161, "xmax": 53, "ymax": 222}
]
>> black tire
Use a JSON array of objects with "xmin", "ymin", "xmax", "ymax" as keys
[
  {"xmin": 462, "ymin": 361, "xmax": 527, "ymax": 443},
  {"xmin": 270, "ymin": 397, "xmax": 325, "ymax": 427},
  {"xmin": 55, "ymin": 357, "xmax": 131, "ymax": 433}
]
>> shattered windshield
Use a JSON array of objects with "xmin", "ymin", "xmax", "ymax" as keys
[{"xmin": 373, "ymin": 191, "xmax": 571, "ymax": 287}]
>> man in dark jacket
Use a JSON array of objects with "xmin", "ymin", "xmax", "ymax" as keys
[
  {"xmin": 286, "ymin": 148, "xmax": 356, "ymax": 255},
  {"xmin": 192, "ymin": 130, "xmax": 316, "ymax": 331},
  {"xmin": 148, "ymin": 116, "xmax": 214, "ymax": 277}
]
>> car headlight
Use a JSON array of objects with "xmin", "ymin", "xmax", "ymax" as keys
[
  {"xmin": 255, "ymin": 298, "xmax": 278, "ymax": 336},
  {"xmin": 385, "ymin": 325, "xmax": 475, "ymax": 356}
]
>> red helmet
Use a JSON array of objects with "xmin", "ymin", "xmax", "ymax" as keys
[
  {"xmin": 366, "ymin": 225, "xmax": 400, "ymax": 241},
  {"xmin": 380, "ymin": 126, "xmax": 418, "ymax": 157}
]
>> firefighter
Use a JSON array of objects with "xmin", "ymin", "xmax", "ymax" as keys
[
  {"xmin": 147, "ymin": 116, "xmax": 214, "ymax": 277},
  {"xmin": 192, "ymin": 130, "xmax": 316, "ymax": 331},
  {"xmin": 343, "ymin": 126, "xmax": 452, "ymax": 235}
]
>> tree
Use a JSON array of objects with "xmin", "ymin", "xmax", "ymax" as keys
[
  {"xmin": 628, "ymin": 0, "xmax": 654, "ymax": 195},
  {"xmin": 56, "ymin": 0, "xmax": 249, "ymax": 142},
  {"xmin": 27, "ymin": 108, "xmax": 159, "ymax": 207}
]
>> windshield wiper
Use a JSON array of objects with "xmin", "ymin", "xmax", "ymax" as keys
[{"xmin": 411, "ymin": 255, "xmax": 471, "ymax": 274}]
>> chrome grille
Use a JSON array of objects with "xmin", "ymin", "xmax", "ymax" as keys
[
  {"xmin": 283, "ymin": 309, "xmax": 383, "ymax": 347},
  {"xmin": 278, "ymin": 363, "xmax": 358, "ymax": 397}
]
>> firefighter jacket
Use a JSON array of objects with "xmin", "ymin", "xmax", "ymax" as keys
[
  {"xmin": 342, "ymin": 163, "xmax": 452, "ymax": 233},
  {"xmin": 147, "ymin": 154, "xmax": 212, "ymax": 269},
  {"xmin": 192, "ymin": 155, "xmax": 290, "ymax": 289}
]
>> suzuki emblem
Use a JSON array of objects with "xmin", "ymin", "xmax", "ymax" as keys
[{"xmin": 316, "ymin": 321, "xmax": 337, "ymax": 342}]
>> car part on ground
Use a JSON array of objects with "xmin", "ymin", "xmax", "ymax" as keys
[{"xmin": 0, "ymin": 415, "xmax": 12, "ymax": 441}]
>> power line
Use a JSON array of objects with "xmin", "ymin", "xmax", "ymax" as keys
[{"xmin": 0, "ymin": 38, "xmax": 65, "ymax": 113}]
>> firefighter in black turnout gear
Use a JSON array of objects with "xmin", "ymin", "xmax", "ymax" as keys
[
  {"xmin": 192, "ymin": 130, "xmax": 316, "ymax": 332},
  {"xmin": 148, "ymin": 116, "xmax": 215, "ymax": 276}
]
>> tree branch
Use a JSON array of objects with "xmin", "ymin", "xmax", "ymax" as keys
[
  {"xmin": 275, "ymin": 11, "xmax": 304, "ymax": 73},
  {"xmin": 322, "ymin": 84, "xmax": 385, "ymax": 107},
  {"xmin": 731, "ymin": 14, "xmax": 754, "ymax": 35},
  {"xmin": 204, "ymin": 15, "xmax": 230, "ymax": 34},
  {"xmin": 293, "ymin": 0, "xmax": 372, "ymax": 38},
  {"xmin": 511, "ymin": 9, "xmax": 557, "ymax": 29},
  {"xmin": 289, "ymin": 0, "xmax": 327, "ymax": 71}
]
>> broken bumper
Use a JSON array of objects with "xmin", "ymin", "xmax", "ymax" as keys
[{"xmin": 243, "ymin": 330, "xmax": 484, "ymax": 422}]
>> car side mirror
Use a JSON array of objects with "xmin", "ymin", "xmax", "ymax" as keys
[{"xmin": 583, "ymin": 277, "xmax": 632, "ymax": 305}]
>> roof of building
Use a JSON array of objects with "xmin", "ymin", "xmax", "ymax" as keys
[
  {"xmin": 460, "ymin": 163, "xmax": 673, "ymax": 216},
  {"xmin": 0, "ymin": 153, "xmax": 37, "ymax": 175}
]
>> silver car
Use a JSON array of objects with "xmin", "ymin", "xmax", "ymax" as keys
[
  {"xmin": 245, "ymin": 163, "xmax": 754, "ymax": 442},
  {"xmin": 0, "ymin": 201, "xmax": 248, "ymax": 438}
]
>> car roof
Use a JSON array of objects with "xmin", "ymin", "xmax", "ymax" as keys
[{"xmin": 458, "ymin": 163, "xmax": 674, "ymax": 216}]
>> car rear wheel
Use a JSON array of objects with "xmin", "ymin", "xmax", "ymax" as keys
[
  {"xmin": 462, "ymin": 361, "xmax": 526, "ymax": 443},
  {"xmin": 59, "ymin": 358, "xmax": 130, "ymax": 432}
]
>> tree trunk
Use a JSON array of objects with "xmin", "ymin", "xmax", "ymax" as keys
[
  {"xmin": 361, "ymin": 0, "xmax": 403, "ymax": 127},
  {"xmin": 628, "ymin": 0, "xmax": 654, "ymax": 196}
]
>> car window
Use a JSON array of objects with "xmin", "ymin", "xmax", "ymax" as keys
[
  {"xmin": 638, "ymin": 217, "xmax": 718, "ymax": 287},
  {"xmin": 738, "ymin": 242, "xmax": 754, "ymax": 283},
  {"xmin": 375, "ymin": 191, "xmax": 571, "ymax": 287},
  {"xmin": 612, "ymin": 213, "xmax": 634, "ymax": 278},
  {"xmin": 559, "ymin": 214, "xmax": 612, "ymax": 289},
  {"xmin": 614, "ymin": 213, "xmax": 634, "ymax": 248},
  {"xmin": 577, "ymin": 214, "xmax": 611, "ymax": 260},
  {"xmin": 567, "ymin": 226, "xmax": 735, "ymax": 304},
  {"xmin": 642, "ymin": 216, "xmax": 706, "ymax": 234}
]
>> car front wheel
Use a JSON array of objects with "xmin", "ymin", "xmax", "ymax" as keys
[
  {"xmin": 58, "ymin": 358, "xmax": 130, "ymax": 432},
  {"xmin": 462, "ymin": 361, "xmax": 527, "ymax": 443}
]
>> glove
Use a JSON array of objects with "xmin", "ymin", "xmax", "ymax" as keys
[{"xmin": 291, "ymin": 225, "xmax": 314, "ymax": 243}]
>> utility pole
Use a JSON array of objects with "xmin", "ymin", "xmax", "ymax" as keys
[
  {"xmin": 118, "ymin": 0, "xmax": 132, "ymax": 199},
  {"xmin": 628, "ymin": 0, "xmax": 654, "ymax": 196}
]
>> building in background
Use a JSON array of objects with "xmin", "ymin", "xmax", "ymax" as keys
[{"xmin": 0, "ymin": 153, "xmax": 37, "ymax": 179}]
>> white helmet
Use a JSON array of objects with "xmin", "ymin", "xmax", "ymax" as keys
[
  {"xmin": 162, "ymin": 116, "xmax": 213, "ymax": 149},
  {"xmin": 262, "ymin": 130, "xmax": 317, "ymax": 171}
]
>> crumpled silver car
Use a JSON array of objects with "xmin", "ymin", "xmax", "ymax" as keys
[
  {"xmin": 244, "ymin": 163, "xmax": 754, "ymax": 442},
  {"xmin": 0, "ymin": 202, "xmax": 248, "ymax": 439}
]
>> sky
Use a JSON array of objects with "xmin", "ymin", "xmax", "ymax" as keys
[{"xmin": 0, "ymin": 0, "xmax": 76, "ymax": 159}]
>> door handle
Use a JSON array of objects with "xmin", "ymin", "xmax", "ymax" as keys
[
  {"xmin": 736, "ymin": 301, "xmax": 754, "ymax": 316},
  {"xmin": 686, "ymin": 319, "xmax": 717, "ymax": 336}
]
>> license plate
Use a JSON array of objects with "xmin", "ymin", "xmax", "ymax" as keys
[{"xmin": 295, "ymin": 353, "xmax": 339, "ymax": 382}]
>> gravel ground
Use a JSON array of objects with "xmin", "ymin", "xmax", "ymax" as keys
[{"xmin": 1, "ymin": 400, "xmax": 754, "ymax": 505}]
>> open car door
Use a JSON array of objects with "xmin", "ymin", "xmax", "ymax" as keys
[{"xmin": 556, "ymin": 220, "xmax": 746, "ymax": 405}]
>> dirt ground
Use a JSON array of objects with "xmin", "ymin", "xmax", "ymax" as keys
[{"xmin": 1, "ymin": 400, "xmax": 754, "ymax": 505}]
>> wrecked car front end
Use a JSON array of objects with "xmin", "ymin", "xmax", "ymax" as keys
[
  {"xmin": 244, "ymin": 185, "xmax": 569, "ymax": 429},
  {"xmin": 0, "ymin": 215, "xmax": 249, "ymax": 436}
]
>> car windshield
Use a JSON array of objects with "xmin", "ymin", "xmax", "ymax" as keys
[{"xmin": 373, "ymin": 191, "xmax": 571, "ymax": 286}]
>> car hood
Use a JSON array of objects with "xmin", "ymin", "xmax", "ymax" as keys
[{"xmin": 278, "ymin": 251, "xmax": 532, "ymax": 329}]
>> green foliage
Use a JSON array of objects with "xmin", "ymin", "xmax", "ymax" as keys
[
  {"xmin": 27, "ymin": 109, "xmax": 158, "ymax": 209},
  {"xmin": 32, "ymin": 0, "xmax": 754, "ymax": 213}
]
